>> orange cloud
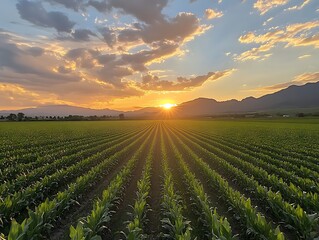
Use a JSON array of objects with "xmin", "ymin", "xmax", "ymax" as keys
[
  {"xmin": 261, "ymin": 72, "xmax": 319, "ymax": 91},
  {"xmin": 138, "ymin": 69, "xmax": 236, "ymax": 91},
  {"xmin": 298, "ymin": 54, "xmax": 311, "ymax": 59},
  {"xmin": 285, "ymin": 0, "xmax": 311, "ymax": 11},
  {"xmin": 237, "ymin": 20, "xmax": 319, "ymax": 61},
  {"xmin": 254, "ymin": 0, "xmax": 289, "ymax": 15},
  {"xmin": 205, "ymin": 9, "xmax": 223, "ymax": 20},
  {"xmin": 0, "ymin": 83, "xmax": 70, "ymax": 109}
]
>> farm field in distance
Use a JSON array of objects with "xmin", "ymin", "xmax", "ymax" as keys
[{"xmin": 0, "ymin": 119, "xmax": 319, "ymax": 240}]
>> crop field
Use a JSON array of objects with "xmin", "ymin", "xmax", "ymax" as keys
[{"xmin": 0, "ymin": 120, "xmax": 318, "ymax": 240}]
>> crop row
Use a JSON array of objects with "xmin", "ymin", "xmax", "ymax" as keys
[
  {"xmin": 5, "ymin": 124, "xmax": 155, "ymax": 239},
  {"xmin": 0, "ymin": 126, "xmax": 143, "ymax": 199},
  {"xmin": 189, "ymin": 129, "xmax": 319, "ymax": 180},
  {"xmin": 160, "ymin": 128, "xmax": 192, "ymax": 240},
  {"xmin": 69, "ymin": 125, "xmax": 157, "ymax": 239},
  {"xmin": 168, "ymin": 127, "xmax": 318, "ymax": 239},
  {"xmin": 191, "ymin": 128, "xmax": 319, "ymax": 170},
  {"xmin": 164, "ymin": 127, "xmax": 285, "ymax": 239},
  {"xmin": 0, "ymin": 133, "xmax": 103, "ymax": 166},
  {"xmin": 0, "ymin": 129, "xmax": 132, "ymax": 184},
  {"xmin": 0, "ymin": 125, "xmax": 152, "ymax": 231},
  {"xmin": 172, "ymin": 127, "xmax": 319, "ymax": 213},
  {"xmin": 180, "ymin": 126, "xmax": 319, "ymax": 183},
  {"xmin": 165, "ymin": 127, "xmax": 235, "ymax": 239},
  {"xmin": 122, "ymin": 126, "xmax": 157, "ymax": 239}
]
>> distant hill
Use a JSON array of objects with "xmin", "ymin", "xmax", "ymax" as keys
[
  {"xmin": 175, "ymin": 82, "xmax": 319, "ymax": 117},
  {"xmin": 1, "ymin": 82, "xmax": 318, "ymax": 118},
  {"xmin": 0, "ymin": 105, "xmax": 121, "ymax": 117}
]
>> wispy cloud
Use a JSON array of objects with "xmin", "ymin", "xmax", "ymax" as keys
[
  {"xmin": 138, "ymin": 69, "xmax": 236, "ymax": 91},
  {"xmin": 285, "ymin": 0, "xmax": 311, "ymax": 11},
  {"xmin": 298, "ymin": 54, "xmax": 311, "ymax": 59},
  {"xmin": 254, "ymin": 0, "xmax": 289, "ymax": 15},
  {"xmin": 263, "ymin": 17, "xmax": 274, "ymax": 26},
  {"xmin": 236, "ymin": 20, "xmax": 319, "ymax": 61},
  {"xmin": 260, "ymin": 72, "xmax": 319, "ymax": 91},
  {"xmin": 205, "ymin": 9, "xmax": 224, "ymax": 20}
]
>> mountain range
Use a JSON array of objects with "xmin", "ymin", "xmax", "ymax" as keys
[{"xmin": 1, "ymin": 82, "xmax": 319, "ymax": 118}]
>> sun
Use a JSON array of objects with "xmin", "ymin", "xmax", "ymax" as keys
[{"xmin": 161, "ymin": 103, "xmax": 177, "ymax": 110}]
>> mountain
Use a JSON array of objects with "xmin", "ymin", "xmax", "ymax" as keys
[
  {"xmin": 176, "ymin": 82, "xmax": 319, "ymax": 116},
  {"xmin": 0, "ymin": 105, "xmax": 121, "ymax": 117},
  {"xmin": 1, "ymin": 82, "xmax": 318, "ymax": 118}
]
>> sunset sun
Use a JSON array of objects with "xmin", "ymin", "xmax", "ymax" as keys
[{"xmin": 161, "ymin": 103, "xmax": 177, "ymax": 110}]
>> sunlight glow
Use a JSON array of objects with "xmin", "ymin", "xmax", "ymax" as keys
[{"xmin": 161, "ymin": 103, "xmax": 177, "ymax": 109}]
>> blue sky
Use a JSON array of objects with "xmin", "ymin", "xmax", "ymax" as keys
[{"xmin": 0, "ymin": 0, "xmax": 318, "ymax": 110}]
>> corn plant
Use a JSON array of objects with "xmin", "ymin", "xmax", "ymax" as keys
[
  {"xmin": 165, "ymin": 128, "xmax": 236, "ymax": 240},
  {"xmin": 165, "ymin": 126, "xmax": 284, "ymax": 240},
  {"xmin": 5, "ymin": 126, "xmax": 154, "ymax": 239},
  {"xmin": 171, "ymin": 127, "xmax": 318, "ymax": 239},
  {"xmin": 160, "ymin": 129, "xmax": 192, "ymax": 240},
  {"xmin": 69, "ymin": 126, "xmax": 156, "ymax": 240},
  {"xmin": 177, "ymin": 128, "xmax": 319, "ymax": 214},
  {"xmin": 122, "ymin": 126, "xmax": 157, "ymax": 239},
  {"xmin": 0, "ymin": 127, "xmax": 150, "ymax": 229}
]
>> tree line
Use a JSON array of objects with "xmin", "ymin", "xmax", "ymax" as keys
[{"xmin": 0, "ymin": 113, "xmax": 125, "ymax": 121}]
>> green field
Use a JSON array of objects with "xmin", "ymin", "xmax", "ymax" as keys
[{"xmin": 0, "ymin": 120, "xmax": 318, "ymax": 240}]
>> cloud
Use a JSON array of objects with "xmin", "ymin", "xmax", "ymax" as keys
[
  {"xmin": 261, "ymin": 72, "xmax": 319, "ymax": 91},
  {"xmin": 58, "ymin": 29, "xmax": 97, "ymax": 41},
  {"xmin": 116, "ymin": 12, "xmax": 210, "ymax": 50},
  {"xmin": 0, "ymin": 83, "xmax": 71, "ymax": 109},
  {"xmin": 0, "ymin": 32, "xmax": 82, "ymax": 87},
  {"xmin": 46, "ymin": 0, "xmax": 85, "ymax": 11},
  {"xmin": 99, "ymin": 27, "xmax": 117, "ymax": 47},
  {"xmin": 144, "ymin": 12, "xmax": 209, "ymax": 43},
  {"xmin": 262, "ymin": 17, "xmax": 274, "ymax": 26},
  {"xmin": 291, "ymin": 33, "xmax": 319, "ymax": 48},
  {"xmin": 26, "ymin": 47, "xmax": 45, "ymax": 57},
  {"xmin": 298, "ymin": 54, "xmax": 311, "ymax": 59},
  {"xmin": 57, "ymin": 66, "xmax": 73, "ymax": 74},
  {"xmin": 139, "ymin": 69, "xmax": 235, "ymax": 91},
  {"xmin": 1, "ymin": 0, "xmax": 217, "ymax": 108},
  {"xmin": 65, "ymin": 48, "xmax": 99, "ymax": 69},
  {"xmin": 237, "ymin": 20, "xmax": 319, "ymax": 61},
  {"xmin": 87, "ymin": 0, "xmax": 210, "ymax": 54},
  {"xmin": 205, "ymin": 9, "xmax": 224, "ymax": 20},
  {"xmin": 0, "ymin": 31, "xmax": 144, "ymax": 107},
  {"xmin": 89, "ymin": 0, "xmax": 168, "ymax": 24},
  {"xmin": 254, "ymin": 0, "xmax": 289, "ymax": 15},
  {"xmin": 16, "ymin": 0, "xmax": 75, "ymax": 33},
  {"xmin": 71, "ymin": 29, "xmax": 97, "ymax": 41},
  {"xmin": 285, "ymin": 0, "xmax": 311, "ymax": 11},
  {"xmin": 120, "ymin": 42, "xmax": 180, "ymax": 71}
]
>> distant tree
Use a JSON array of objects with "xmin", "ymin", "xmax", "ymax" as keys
[
  {"xmin": 7, "ymin": 113, "xmax": 17, "ymax": 121},
  {"xmin": 17, "ymin": 112, "xmax": 25, "ymax": 121},
  {"xmin": 296, "ymin": 113, "xmax": 305, "ymax": 117},
  {"xmin": 0, "ymin": 116, "xmax": 4, "ymax": 120},
  {"xmin": 119, "ymin": 113, "xmax": 125, "ymax": 120}
]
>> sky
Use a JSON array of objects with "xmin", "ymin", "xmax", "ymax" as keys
[{"xmin": 0, "ymin": 0, "xmax": 318, "ymax": 110}]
